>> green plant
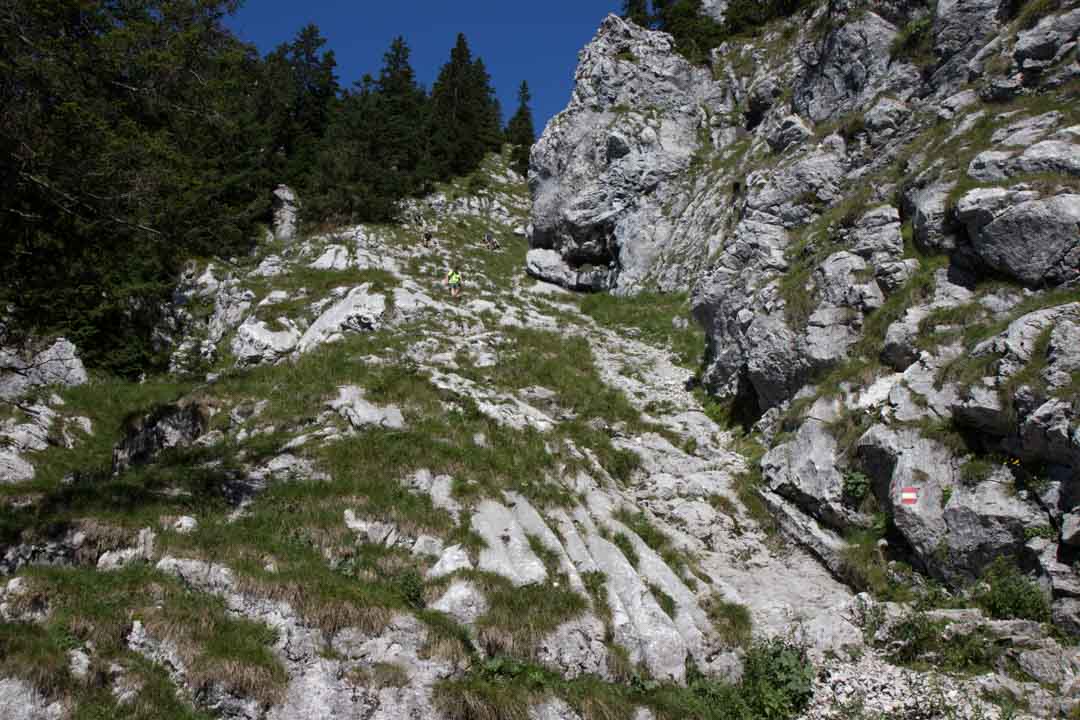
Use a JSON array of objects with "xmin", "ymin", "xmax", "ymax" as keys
[
  {"xmin": 613, "ymin": 533, "xmax": 641, "ymax": 569},
  {"xmin": 842, "ymin": 471, "xmax": 871, "ymax": 505},
  {"xmin": 975, "ymin": 557, "xmax": 1052, "ymax": 622},
  {"xmin": 705, "ymin": 596, "xmax": 753, "ymax": 648},
  {"xmin": 890, "ymin": 16, "xmax": 934, "ymax": 68}
]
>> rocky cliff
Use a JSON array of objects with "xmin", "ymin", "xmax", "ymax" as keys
[
  {"xmin": 1, "ymin": 3, "xmax": 1079, "ymax": 718},
  {"xmin": 528, "ymin": 0, "xmax": 1080, "ymax": 713}
]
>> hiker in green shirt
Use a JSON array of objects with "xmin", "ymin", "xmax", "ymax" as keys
[{"xmin": 445, "ymin": 267, "xmax": 462, "ymax": 298}]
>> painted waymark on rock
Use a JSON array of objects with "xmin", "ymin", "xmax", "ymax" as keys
[{"xmin": 900, "ymin": 487, "xmax": 920, "ymax": 506}]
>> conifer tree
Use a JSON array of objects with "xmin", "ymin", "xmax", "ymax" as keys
[
  {"xmin": 429, "ymin": 33, "xmax": 502, "ymax": 178},
  {"xmin": 623, "ymin": 0, "xmax": 652, "ymax": 26},
  {"xmin": 506, "ymin": 81, "xmax": 537, "ymax": 177},
  {"xmin": 374, "ymin": 37, "xmax": 430, "ymax": 192}
]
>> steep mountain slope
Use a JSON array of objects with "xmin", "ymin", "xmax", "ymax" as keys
[
  {"xmin": 525, "ymin": 0, "xmax": 1080, "ymax": 715},
  {"xmin": 4, "ymin": 144, "xmax": 1070, "ymax": 719}
]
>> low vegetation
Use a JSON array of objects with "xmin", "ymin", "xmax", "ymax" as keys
[{"xmin": 435, "ymin": 637, "xmax": 814, "ymax": 720}]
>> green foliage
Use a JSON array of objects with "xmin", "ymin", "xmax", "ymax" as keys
[
  {"xmin": 884, "ymin": 610, "xmax": 1001, "ymax": 675},
  {"xmin": 428, "ymin": 34, "xmax": 504, "ymax": 180},
  {"xmin": 435, "ymin": 638, "xmax": 814, "ymax": 720},
  {"xmin": 890, "ymin": 16, "xmax": 935, "ymax": 68},
  {"xmin": 506, "ymin": 81, "xmax": 536, "ymax": 177},
  {"xmin": 0, "ymin": 0, "xmax": 275, "ymax": 374},
  {"xmin": 975, "ymin": 558, "xmax": 1052, "ymax": 622},
  {"xmin": 960, "ymin": 459, "xmax": 994, "ymax": 485},
  {"xmin": 648, "ymin": 582, "xmax": 678, "ymax": 617},
  {"xmin": 623, "ymin": 0, "xmax": 812, "ymax": 65},
  {"xmin": 841, "ymin": 471, "xmax": 871, "ymax": 505},
  {"xmin": 1010, "ymin": 0, "xmax": 1062, "ymax": 29},
  {"xmin": 613, "ymin": 532, "xmax": 641, "ymax": 568}
]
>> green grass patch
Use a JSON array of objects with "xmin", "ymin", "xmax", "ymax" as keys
[
  {"xmin": 580, "ymin": 292, "xmax": 705, "ymax": 369},
  {"xmin": 435, "ymin": 637, "xmax": 814, "ymax": 720},
  {"xmin": 704, "ymin": 595, "xmax": 753, "ymax": 649}
]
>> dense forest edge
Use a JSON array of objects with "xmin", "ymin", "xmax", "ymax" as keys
[{"xmin": 0, "ymin": 0, "xmax": 536, "ymax": 376}]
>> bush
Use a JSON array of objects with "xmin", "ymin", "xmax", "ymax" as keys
[
  {"xmin": 890, "ymin": 16, "xmax": 934, "ymax": 67},
  {"xmin": 842, "ymin": 471, "xmax": 871, "ymax": 505},
  {"xmin": 739, "ymin": 638, "xmax": 816, "ymax": 719},
  {"xmin": 975, "ymin": 557, "xmax": 1052, "ymax": 622}
]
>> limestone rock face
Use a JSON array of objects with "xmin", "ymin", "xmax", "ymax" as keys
[
  {"xmin": 272, "ymin": 184, "xmax": 300, "ymax": 242},
  {"xmin": 112, "ymin": 400, "xmax": 211, "ymax": 474},
  {"xmin": 0, "ymin": 338, "xmax": 88, "ymax": 401},
  {"xmin": 957, "ymin": 191, "xmax": 1080, "ymax": 287},
  {"xmin": 231, "ymin": 317, "xmax": 301, "ymax": 367},
  {"xmin": 529, "ymin": 14, "xmax": 719, "ymax": 293},
  {"xmin": 297, "ymin": 285, "xmax": 387, "ymax": 353}
]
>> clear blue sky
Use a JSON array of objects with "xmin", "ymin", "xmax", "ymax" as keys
[{"xmin": 226, "ymin": 1, "xmax": 623, "ymax": 133}]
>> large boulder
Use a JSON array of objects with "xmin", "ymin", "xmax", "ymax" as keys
[
  {"xmin": 956, "ymin": 192, "xmax": 1080, "ymax": 287},
  {"xmin": 525, "ymin": 249, "xmax": 613, "ymax": 292},
  {"xmin": 231, "ymin": 317, "xmax": 301, "ymax": 367},
  {"xmin": 272, "ymin": 184, "xmax": 300, "ymax": 242},
  {"xmin": 794, "ymin": 8, "xmax": 916, "ymax": 122},
  {"xmin": 857, "ymin": 425, "xmax": 1046, "ymax": 582},
  {"xmin": 297, "ymin": 285, "xmax": 387, "ymax": 353},
  {"xmin": 0, "ymin": 338, "xmax": 88, "ymax": 401},
  {"xmin": 762, "ymin": 418, "xmax": 857, "ymax": 531},
  {"xmin": 112, "ymin": 400, "xmax": 211, "ymax": 474}
]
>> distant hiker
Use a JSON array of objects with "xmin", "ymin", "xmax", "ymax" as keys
[
  {"xmin": 484, "ymin": 232, "xmax": 501, "ymax": 251},
  {"xmin": 446, "ymin": 267, "xmax": 462, "ymax": 298}
]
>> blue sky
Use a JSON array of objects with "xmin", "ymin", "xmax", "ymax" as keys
[{"xmin": 226, "ymin": 1, "xmax": 623, "ymax": 133}]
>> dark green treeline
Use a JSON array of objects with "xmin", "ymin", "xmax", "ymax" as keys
[{"xmin": 0, "ymin": 0, "xmax": 536, "ymax": 375}]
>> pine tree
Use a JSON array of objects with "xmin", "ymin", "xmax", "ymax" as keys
[
  {"xmin": 623, "ymin": 0, "xmax": 652, "ymax": 26},
  {"xmin": 429, "ymin": 33, "xmax": 502, "ymax": 178},
  {"xmin": 374, "ymin": 37, "xmax": 430, "ymax": 192},
  {"xmin": 506, "ymin": 81, "xmax": 536, "ymax": 177}
]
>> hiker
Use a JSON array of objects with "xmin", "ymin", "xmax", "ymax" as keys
[
  {"xmin": 445, "ymin": 267, "xmax": 462, "ymax": 298},
  {"xmin": 484, "ymin": 232, "xmax": 501, "ymax": 251}
]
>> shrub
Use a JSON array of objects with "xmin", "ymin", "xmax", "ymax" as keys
[
  {"xmin": 975, "ymin": 557, "xmax": 1052, "ymax": 622},
  {"xmin": 890, "ymin": 16, "xmax": 934, "ymax": 67},
  {"xmin": 739, "ymin": 638, "xmax": 815, "ymax": 718},
  {"xmin": 842, "ymin": 471, "xmax": 871, "ymax": 505}
]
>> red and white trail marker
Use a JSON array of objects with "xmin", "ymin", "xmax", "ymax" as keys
[{"xmin": 900, "ymin": 487, "xmax": 920, "ymax": 505}]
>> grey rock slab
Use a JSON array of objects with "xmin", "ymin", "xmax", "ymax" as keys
[
  {"xmin": 763, "ymin": 420, "xmax": 851, "ymax": 531},
  {"xmin": 966, "ymin": 194, "xmax": 1080, "ymax": 287},
  {"xmin": 1014, "ymin": 8, "xmax": 1080, "ymax": 65},
  {"xmin": 272, "ymin": 184, "xmax": 299, "ymax": 242},
  {"xmin": 0, "ymin": 451, "xmax": 35, "ymax": 484},
  {"xmin": 586, "ymin": 532, "xmax": 687, "ymax": 683},
  {"xmin": 1062, "ymin": 512, "xmax": 1080, "ymax": 547},
  {"xmin": 472, "ymin": 500, "xmax": 547, "ymax": 587},
  {"xmin": 309, "ymin": 245, "xmax": 351, "ymax": 271},
  {"xmin": 328, "ymin": 385, "xmax": 405, "ymax": 430},
  {"xmin": 0, "ymin": 678, "xmax": 64, "ymax": 720},
  {"xmin": 0, "ymin": 338, "xmax": 88, "ymax": 401},
  {"xmin": 968, "ymin": 140, "xmax": 1080, "ymax": 182},
  {"xmin": 426, "ymin": 545, "xmax": 473, "ymax": 580},
  {"xmin": 506, "ymin": 491, "xmax": 585, "ymax": 593},
  {"xmin": 431, "ymin": 580, "xmax": 488, "ymax": 626},
  {"xmin": 297, "ymin": 284, "xmax": 386, "ymax": 353},
  {"xmin": 530, "ymin": 699, "xmax": 583, "ymax": 720},
  {"xmin": 231, "ymin": 317, "xmax": 301, "ymax": 367},
  {"xmin": 991, "ymin": 111, "xmax": 1062, "ymax": 147},
  {"xmin": 536, "ymin": 613, "xmax": 610, "ymax": 680},
  {"xmin": 525, "ymin": 249, "xmax": 613, "ymax": 292}
]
